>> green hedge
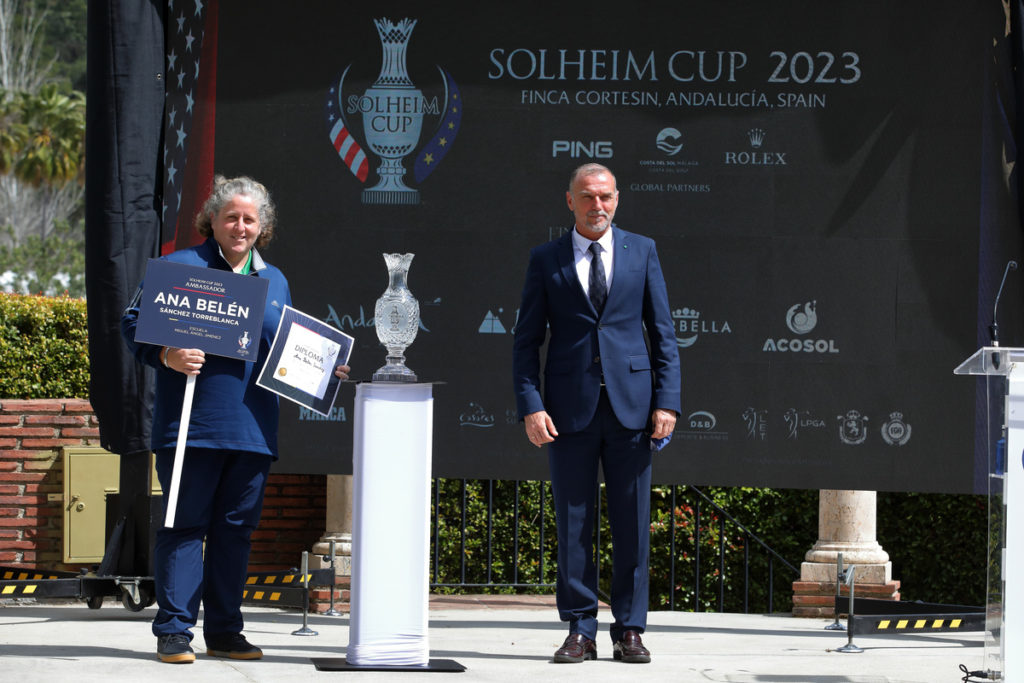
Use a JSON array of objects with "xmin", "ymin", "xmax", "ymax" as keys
[{"xmin": 0, "ymin": 292, "xmax": 88, "ymax": 398}]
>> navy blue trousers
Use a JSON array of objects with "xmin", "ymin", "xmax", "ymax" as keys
[
  {"xmin": 152, "ymin": 447, "xmax": 272, "ymax": 639},
  {"xmin": 548, "ymin": 389, "xmax": 652, "ymax": 644}
]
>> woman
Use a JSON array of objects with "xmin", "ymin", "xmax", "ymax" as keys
[{"xmin": 122, "ymin": 175, "xmax": 349, "ymax": 664}]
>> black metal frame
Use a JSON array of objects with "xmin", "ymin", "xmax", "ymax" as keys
[
  {"xmin": 0, "ymin": 565, "xmax": 334, "ymax": 612},
  {"xmin": 429, "ymin": 480, "xmax": 800, "ymax": 613}
]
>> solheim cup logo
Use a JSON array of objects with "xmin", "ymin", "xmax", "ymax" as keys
[{"xmin": 325, "ymin": 17, "xmax": 462, "ymax": 205}]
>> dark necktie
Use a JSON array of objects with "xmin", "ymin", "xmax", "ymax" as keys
[{"xmin": 588, "ymin": 242, "xmax": 607, "ymax": 315}]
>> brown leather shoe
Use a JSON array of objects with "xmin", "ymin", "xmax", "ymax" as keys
[
  {"xmin": 612, "ymin": 630, "xmax": 651, "ymax": 663},
  {"xmin": 553, "ymin": 633, "xmax": 597, "ymax": 663}
]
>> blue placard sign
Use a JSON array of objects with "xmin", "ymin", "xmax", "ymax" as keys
[{"xmin": 133, "ymin": 259, "xmax": 269, "ymax": 361}]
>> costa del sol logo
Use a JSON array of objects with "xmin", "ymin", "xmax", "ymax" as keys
[
  {"xmin": 324, "ymin": 17, "xmax": 462, "ymax": 205},
  {"xmin": 656, "ymin": 128, "xmax": 683, "ymax": 156}
]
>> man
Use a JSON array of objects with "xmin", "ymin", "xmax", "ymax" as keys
[{"xmin": 512, "ymin": 163, "xmax": 681, "ymax": 664}]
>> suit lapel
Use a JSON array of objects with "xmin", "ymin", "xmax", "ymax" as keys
[
  {"xmin": 604, "ymin": 226, "xmax": 632, "ymax": 312},
  {"xmin": 557, "ymin": 230, "xmax": 596, "ymax": 313}
]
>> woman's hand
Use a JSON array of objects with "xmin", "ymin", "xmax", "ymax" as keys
[
  {"xmin": 163, "ymin": 347, "xmax": 206, "ymax": 376},
  {"xmin": 334, "ymin": 364, "xmax": 351, "ymax": 381}
]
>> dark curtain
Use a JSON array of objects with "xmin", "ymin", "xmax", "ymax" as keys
[{"xmin": 84, "ymin": 0, "xmax": 165, "ymax": 455}]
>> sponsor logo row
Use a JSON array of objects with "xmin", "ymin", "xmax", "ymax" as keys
[
  {"xmin": 297, "ymin": 397, "xmax": 912, "ymax": 448},
  {"xmin": 455, "ymin": 402, "xmax": 912, "ymax": 447},
  {"xmin": 481, "ymin": 299, "xmax": 839, "ymax": 354},
  {"xmin": 456, "ymin": 401, "xmax": 913, "ymax": 448},
  {"xmin": 553, "ymin": 126, "xmax": 784, "ymax": 165}
]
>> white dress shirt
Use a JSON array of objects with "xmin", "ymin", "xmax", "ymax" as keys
[{"xmin": 571, "ymin": 226, "xmax": 614, "ymax": 297}]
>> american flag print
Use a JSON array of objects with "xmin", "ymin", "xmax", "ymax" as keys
[{"xmin": 161, "ymin": 0, "xmax": 218, "ymax": 253}]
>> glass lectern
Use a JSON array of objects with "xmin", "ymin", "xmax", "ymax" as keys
[{"xmin": 955, "ymin": 347, "xmax": 1024, "ymax": 679}]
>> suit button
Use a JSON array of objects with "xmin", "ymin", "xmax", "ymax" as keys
[{"xmin": 593, "ymin": 356, "xmax": 600, "ymax": 364}]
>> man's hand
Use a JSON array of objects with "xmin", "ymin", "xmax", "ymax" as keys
[
  {"xmin": 524, "ymin": 410, "xmax": 558, "ymax": 447},
  {"xmin": 650, "ymin": 408, "xmax": 677, "ymax": 440}
]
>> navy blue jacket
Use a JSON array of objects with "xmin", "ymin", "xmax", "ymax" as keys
[
  {"xmin": 121, "ymin": 238, "xmax": 291, "ymax": 458},
  {"xmin": 513, "ymin": 226, "xmax": 681, "ymax": 433}
]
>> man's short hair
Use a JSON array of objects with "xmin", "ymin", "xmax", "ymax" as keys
[{"xmin": 568, "ymin": 163, "xmax": 616, "ymax": 191}]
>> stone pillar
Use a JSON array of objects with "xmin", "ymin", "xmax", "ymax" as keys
[
  {"xmin": 792, "ymin": 490, "xmax": 900, "ymax": 617},
  {"xmin": 312, "ymin": 474, "xmax": 353, "ymax": 576}
]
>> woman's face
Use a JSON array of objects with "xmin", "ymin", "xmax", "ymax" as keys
[{"xmin": 211, "ymin": 194, "xmax": 261, "ymax": 269}]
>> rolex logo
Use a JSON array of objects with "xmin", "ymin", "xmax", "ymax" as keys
[{"xmin": 747, "ymin": 128, "xmax": 765, "ymax": 149}]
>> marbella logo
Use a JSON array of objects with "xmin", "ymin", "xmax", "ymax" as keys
[
  {"xmin": 762, "ymin": 300, "xmax": 839, "ymax": 354},
  {"xmin": 673, "ymin": 307, "xmax": 731, "ymax": 348},
  {"xmin": 324, "ymin": 17, "xmax": 462, "ymax": 205}
]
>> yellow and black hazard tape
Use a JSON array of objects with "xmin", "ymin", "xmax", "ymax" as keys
[
  {"xmin": 0, "ymin": 566, "xmax": 81, "ymax": 599},
  {"xmin": 244, "ymin": 568, "xmax": 333, "ymax": 587},
  {"xmin": 1, "ymin": 568, "xmax": 71, "ymax": 581},
  {"xmin": 240, "ymin": 568, "xmax": 333, "ymax": 609},
  {"xmin": 1, "ymin": 581, "xmax": 42, "ymax": 596},
  {"xmin": 853, "ymin": 612, "xmax": 985, "ymax": 634},
  {"xmin": 0, "ymin": 577, "xmax": 89, "ymax": 600},
  {"xmin": 876, "ymin": 617, "xmax": 964, "ymax": 630}
]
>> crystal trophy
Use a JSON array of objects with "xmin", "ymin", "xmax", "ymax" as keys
[{"xmin": 372, "ymin": 253, "xmax": 420, "ymax": 382}]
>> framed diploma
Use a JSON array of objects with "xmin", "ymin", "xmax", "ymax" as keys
[{"xmin": 257, "ymin": 305, "xmax": 354, "ymax": 416}]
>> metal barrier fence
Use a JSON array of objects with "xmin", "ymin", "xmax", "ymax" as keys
[{"xmin": 430, "ymin": 480, "xmax": 800, "ymax": 613}]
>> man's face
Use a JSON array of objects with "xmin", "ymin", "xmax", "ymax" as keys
[{"xmin": 566, "ymin": 171, "xmax": 618, "ymax": 240}]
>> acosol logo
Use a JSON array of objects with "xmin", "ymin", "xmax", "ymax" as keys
[{"xmin": 762, "ymin": 300, "xmax": 839, "ymax": 354}]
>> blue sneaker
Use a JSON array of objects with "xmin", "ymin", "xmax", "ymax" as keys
[
  {"xmin": 205, "ymin": 633, "xmax": 263, "ymax": 660},
  {"xmin": 157, "ymin": 633, "xmax": 195, "ymax": 663}
]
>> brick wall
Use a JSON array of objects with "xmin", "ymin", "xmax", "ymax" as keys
[
  {"xmin": 0, "ymin": 399, "xmax": 327, "ymax": 574},
  {"xmin": 0, "ymin": 399, "xmax": 95, "ymax": 570}
]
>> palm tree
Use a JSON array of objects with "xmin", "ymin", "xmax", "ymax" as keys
[{"xmin": 10, "ymin": 84, "xmax": 84, "ymax": 186}]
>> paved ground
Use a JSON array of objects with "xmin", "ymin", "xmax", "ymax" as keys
[{"xmin": 0, "ymin": 595, "xmax": 989, "ymax": 682}]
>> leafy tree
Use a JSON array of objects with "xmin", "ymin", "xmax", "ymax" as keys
[
  {"xmin": 37, "ymin": 0, "xmax": 87, "ymax": 92},
  {"xmin": 0, "ymin": 0, "xmax": 86, "ymax": 296},
  {"xmin": 2, "ymin": 84, "xmax": 84, "ymax": 186},
  {"xmin": 0, "ymin": 218, "xmax": 84, "ymax": 296}
]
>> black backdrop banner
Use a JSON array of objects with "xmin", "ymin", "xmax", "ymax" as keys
[{"xmin": 174, "ymin": 1, "xmax": 1021, "ymax": 493}]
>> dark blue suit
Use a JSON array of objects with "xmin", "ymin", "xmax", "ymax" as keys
[{"xmin": 513, "ymin": 225, "xmax": 681, "ymax": 643}]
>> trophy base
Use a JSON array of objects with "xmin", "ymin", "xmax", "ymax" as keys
[
  {"xmin": 362, "ymin": 188, "xmax": 420, "ymax": 205},
  {"xmin": 372, "ymin": 363, "xmax": 418, "ymax": 383}
]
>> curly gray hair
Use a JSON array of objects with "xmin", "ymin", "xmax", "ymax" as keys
[{"xmin": 194, "ymin": 175, "xmax": 277, "ymax": 248}]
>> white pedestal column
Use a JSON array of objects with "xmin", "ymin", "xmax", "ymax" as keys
[{"xmin": 346, "ymin": 383, "xmax": 433, "ymax": 667}]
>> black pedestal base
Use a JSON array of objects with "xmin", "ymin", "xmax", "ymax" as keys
[{"xmin": 311, "ymin": 658, "xmax": 465, "ymax": 672}]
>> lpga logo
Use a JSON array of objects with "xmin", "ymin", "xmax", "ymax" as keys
[{"xmin": 324, "ymin": 17, "xmax": 463, "ymax": 205}]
